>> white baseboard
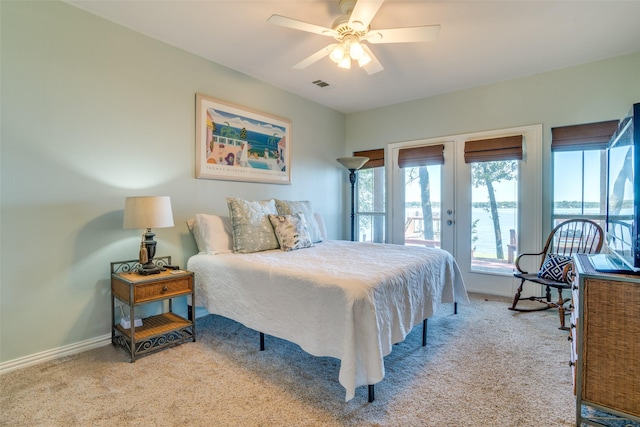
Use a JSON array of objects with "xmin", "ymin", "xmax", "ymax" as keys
[{"xmin": 0, "ymin": 333, "xmax": 112, "ymax": 375}]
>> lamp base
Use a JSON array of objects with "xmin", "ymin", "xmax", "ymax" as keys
[
  {"xmin": 138, "ymin": 229, "xmax": 160, "ymax": 275},
  {"xmin": 138, "ymin": 262, "xmax": 161, "ymax": 275}
]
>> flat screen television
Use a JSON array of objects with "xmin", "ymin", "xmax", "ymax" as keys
[{"xmin": 599, "ymin": 102, "xmax": 640, "ymax": 273}]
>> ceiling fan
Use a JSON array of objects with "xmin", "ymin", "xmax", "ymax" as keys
[{"xmin": 267, "ymin": 0, "xmax": 440, "ymax": 75}]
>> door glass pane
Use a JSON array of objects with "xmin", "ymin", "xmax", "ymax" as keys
[
  {"xmin": 470, "ymin": 160, "xmax": 518, "ymax": 274},
  {"xmin": 356, "ymin": 167, "xmax": 385, "ymax": 242},
  {"xmin": 404, "ymin": 165, "xmax": 441, "ymax": 248}
]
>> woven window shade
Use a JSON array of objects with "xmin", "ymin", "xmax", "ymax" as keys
[
  {"xmin": 353, "ymin": 148, "xmax": 384, "ymax": 169},
  {"xmin": 551, "ymin": 120, "xmax": 618, "ymax": 151},
  {"xmin": 398, "ymin": 144, "xmax": 445, "ymax": 168},
  {"xmin": 464, "ymin": 135, "xmax": 523, "ymax": 163}
]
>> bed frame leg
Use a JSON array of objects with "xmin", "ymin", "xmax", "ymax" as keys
[
  {"xmin": 259, "ymin": 332, "xmax": 265, "ymax": 351},
  {"xmin": 422, "ymin": 319, "xmax": 428, "ymax": 346},
  {"xmin": 368, "ymin": 385, "xmax": 375, "ymax": 402},
  {"xmin": 454, "ymin": 302, "xmax": 458, "ymax": 314}
]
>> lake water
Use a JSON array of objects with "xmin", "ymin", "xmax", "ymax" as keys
[{"xmin": 407, "ymin": 207, "xmax": 604, "ymax": 259}]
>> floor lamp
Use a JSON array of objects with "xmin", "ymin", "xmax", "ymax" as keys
[{"xmin": 337, "ymin": 156, "xmax": 369, "ymax": 241}]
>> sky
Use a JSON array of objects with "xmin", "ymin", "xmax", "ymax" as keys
[{"xmin": 406, "ymin": 151, "xmax": 619, "ymax": 205}]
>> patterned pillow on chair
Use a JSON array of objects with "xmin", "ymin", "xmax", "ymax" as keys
[{"xmin": 537, "ymin": 254, "xmax": 573, "ymax": 281}]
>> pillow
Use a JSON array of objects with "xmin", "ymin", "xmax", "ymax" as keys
[
  {"xmin": 226, "ymin": 198, "xmax": 279, "ymax": 253},
  {"xmin": 274, "ymin": 199, "xmax": 323, "ymax": 243},
  {"xmin": 537, "ymin": 254, "xmax": 573, "ymax": 281},
  {"xmin": 268, "ymin": 213, "xmax": 313, "ymax": 251},
  {"xmin": 187, "ymin": 214, "xmax": 233, "ymax": 254},
  {"xmin": 314, "ymin": 212, "xmax": 327, "ymax": 241}
]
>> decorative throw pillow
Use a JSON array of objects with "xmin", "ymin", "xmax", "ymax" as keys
[
  {"xmin": 226, "ymin": 198, "xmax": 279, "ymax": 253},
  {"xmin": 186, "ymin": 214, "xmax": 233, "ymax": 254},
  {"xmin": 274, "ymin": 199, "xmax": 323, "ymax": 243},
  {"xmin": 268, "ymin": 213, "xmax": 313, "ymax": 251},
  {"xmin": 537, "ymin": 254, "xmax": 573, "ymax": 281}
]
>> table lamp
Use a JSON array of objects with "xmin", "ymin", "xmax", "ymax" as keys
[
  {"xmin": 123, "ymin": 196, "xmax": 174, "ymax": 274},
  {"xmin": 337, "ymin": 156, "xmax": 369, "ymax": 241}
]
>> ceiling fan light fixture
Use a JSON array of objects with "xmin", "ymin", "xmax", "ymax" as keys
[
  {"xmin": 338, "ymin": 56, "xmax": 351, "ymax": 69},
  {"xmin": 357, "ymin": 51, "xmax": 371, "ymax": 67},
  {"xmin": 329, "ymin": 43, "xmax": 346, "ymax": 63},
  {"xmin": 268, "ymin": 0, "xmax": 440, "ymax": 74},
  {"xmin": 349, "ymin": 41, "xmax": 365, "ymax": 60}
]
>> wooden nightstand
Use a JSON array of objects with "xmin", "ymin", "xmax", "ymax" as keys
[{"xmin": 111, "ymin": 257, "xmax": 195, "ymax": 362}]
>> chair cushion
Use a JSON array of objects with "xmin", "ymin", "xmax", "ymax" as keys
[{"xmin": 537, "ymin": 254, "xmax": 573, "ymax": 282}]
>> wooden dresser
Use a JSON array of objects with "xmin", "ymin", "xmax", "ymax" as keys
[{"xmin": 570, "ymin": 254, "xmax": 640, "ymax": 426}]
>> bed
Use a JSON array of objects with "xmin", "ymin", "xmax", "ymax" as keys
[{"xmin": 186, "ymin": 199, "xmax": 469, "ymax": 402}]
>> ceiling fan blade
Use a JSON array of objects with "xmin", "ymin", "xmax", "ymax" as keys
[
  {"xmin": 349, "ymin": 0, "xmax": 385, "ymax": 31},
  {"xmin": 293, "ymin": 44, "xmax": 337, "ymax": 69},
  {"xmin": 268, "ymin": 14, "xmax": 337, "ymax": 37},
  {"xmin": 361, "ymin": 45, "xmax": 384, "ymax": 75},
  {"xmin": 366, "ymin": 25, "xmax": 441, "ymax": 44}
]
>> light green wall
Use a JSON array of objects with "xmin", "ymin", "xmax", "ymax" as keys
[
  {"xmin": 0, "ymin": 1, "xmax": 346, "ymax": 363},
  {"xmin": 2, "ymin": 0, "xmax": 639, "ymax": 366},
  {"xmin": 345, "ymin": 52, "xmax": 640, "ymax": 235}
]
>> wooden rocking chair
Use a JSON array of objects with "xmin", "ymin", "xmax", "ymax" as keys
[{"xmin": 509, "ymin": 219, "xmax": 603, "ymax": 329}]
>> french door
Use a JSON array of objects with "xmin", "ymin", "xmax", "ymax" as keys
[
  {"xmin": 387, "ymin": 125, "xmax": 542, "ymax": 297},
  {"xmin": 389, "ymin": 140, "xmax": 456, "ymax": 255}
]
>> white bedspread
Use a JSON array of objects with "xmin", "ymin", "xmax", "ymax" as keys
[{"xmin": 187, "ymin": 240, "xmax": 468, "ymax": 401}]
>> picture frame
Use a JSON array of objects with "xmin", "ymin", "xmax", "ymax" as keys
[{"xmin": 195, "ymin": 93, "xmax": 291, "ymax": 184}]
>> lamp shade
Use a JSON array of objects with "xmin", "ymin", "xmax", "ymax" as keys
[
  {"xmin": 337, "ymin": 156, "xmax": 369, "ymax": 171},
  {"xmin": 123, "ymin": 196, "xmax": 174, "ymax": 229}
]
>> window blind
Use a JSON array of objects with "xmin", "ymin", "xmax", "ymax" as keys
[
  {"xmin": 464, "ymin": 135, "xmax": 523, "ymax": 163},
  {"xmin": 397, "ymin": 144, "xmax": 445, "ymax": 168},
  {"xmin": 353, "ymin": 148, "xmax": 384, "ymax": 169},
  {"xmin": 551, "ymin": 120, "xmax": 618, "ymax": 151}
]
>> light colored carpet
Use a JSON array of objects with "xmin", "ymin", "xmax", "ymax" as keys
[{"xmin": 0, "ymin": 293, "xmax": 575, "ymax": 426}]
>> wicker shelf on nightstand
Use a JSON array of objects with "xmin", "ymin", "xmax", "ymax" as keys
[{"xmin": 111, "ymin": 257, "xmax": 195, "ymax": 362}]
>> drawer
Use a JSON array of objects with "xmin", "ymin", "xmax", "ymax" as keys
[
  {"xmin": 134, "ymin": 276, "xmax": 193, "ymax": 303},
  {"xmin": 570, "ymin": 308, "xmax": 579, "ymax": 332},
  {"xmin": 570, "ymin": 322, "xmax": 578, "ymax": 393},
  {"xmin": 571, "ymin": 287, "xmax": 580, "ymax": 316}
]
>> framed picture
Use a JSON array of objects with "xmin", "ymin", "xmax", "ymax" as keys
[{"xmin": 195, "ymin": 94, "xmax": 291, "ymax": 184}]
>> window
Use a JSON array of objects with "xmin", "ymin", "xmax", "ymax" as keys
[
  {"xmin": 551, "ymin": 120, "xmax": 617, "ymax": 229},
  {"xmin": 469, "ymin": 160, "xmax": 519, "ymax": 273},
  {"xmin": 465, "ymin": 136, "xmax": 522, "ymax": 274},
  {"xmin": 354, "ymin": 149, "xmax": 385, "ymax": 243},
  {"xmin": 398, "ymin": 144, "xmax": 445, "ymax": 249},
  {"xmin": 403, "ymin": 165, "xmax": 441, "ymax": 248},
  {"xmin": 552, "ymin": 150, "xmax": 606, "ymax": 224}
]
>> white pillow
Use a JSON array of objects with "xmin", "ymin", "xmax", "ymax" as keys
[
  {"xmin": 274, "ymin": 199, "xmax": 323, "ymax": 243},
  {"xmin": 187, "ymin": 214, "xmax": 233, "ymax": 254},
  {"xmin": 314, "ymin": 212, "xmax": 327, "ymax": 240}
]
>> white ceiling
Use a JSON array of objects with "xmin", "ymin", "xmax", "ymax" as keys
[{"xmin": 65, "ymin": 0, "xmax": 640, "ymax": 114}]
